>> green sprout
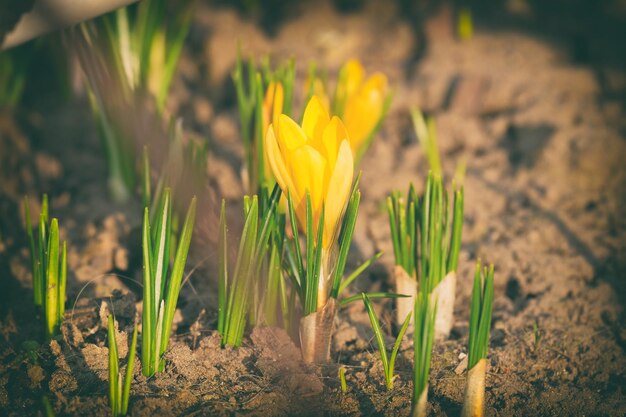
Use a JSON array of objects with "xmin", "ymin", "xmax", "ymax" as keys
[
  {"xmin": 362, "ymin": 293, "xmax": 411, "ymax": 390},
  {"xmin": 141, "ymin": 189, "xmax": 196, "ymax": 376},
  {"xmin": 248, "ymin": 189, "xmax": 287, "ymax": 329},
  {"xmin": 410, "ymin": 107, "xmax": 441, "ymax": 177},
  {"xmin": 412, "ymin": 290, "xmax": 436, "ymax": 417},
  {"xmin": 77, "ymin": 0, "xmax": 193, "ymax": 202},
  {"xmin": 218, "ymin": 186, "xmax": 281, "ymax": 348},
  {"xmin": 467, "ymin": 261, "xmax": 494, "ymax": 369},
  {"xmin": 0, "ymin": 46, "xmax": 31, "ymax": 108},
  {"xmin": 108, "ymin": 315, "xmax": 137, "ymax": 417},
  {"xmin": 387, "ymin": 186, "xmax": 417, "ymax": 277},
  {"xmin": 463, "ymin": 260, "xmax": 494, "ymax": 417},
  {"xmin": 24, "ymin": 195, "xmax": 67, "ymax": 339},
  {"xmin": 42, "ymin": 395, "xmax": 55, "ymax": 417},
  {"xmin": 419, "ymin": 172, "xmax": 464, "ymax": 294},
  {"xmin": 339, "ymin": 367, "xmax": 347, "ymax": 394},
  {"xmin": 387, "ymin": 172, "xmax": 463, "ymax": 334}
]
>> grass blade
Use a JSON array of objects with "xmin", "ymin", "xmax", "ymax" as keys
[
  {"xmin": 58, "ymin": 241, "xmax": 67, "ymax": 322},
  {"xmin": 388, "ymin": 311, "xmax": 411, "ymax": 388},
  {"xmin": 108, "ymin": 315, "xmax": 119, "ymax": 416},
  {"xmin": 141, "ymin": 207, "xmax": 153, "ymax": 376},
  {"xmin": 122, "ymin": 321, "xmax": 138, "ymax": 415},
  {"xmin": 338, "ymin": 251, "xmax": 382, "ymax": 296},
  {"xmin": 218, "ymin": 200, "xmax": 227, "ymax": 335},
  {"xmin": 362, "ymin": 293, "xmax": 389, "ymax": 383},
  {"xmin": 340, "ymin": 292, "xmax": 409, "ymax": 307},
  {"xmin": 45, "ymin": 219, "xmax": 59, "ymax": 339},
  {"xmin": 159, "ymin": 197, "xmax": 196, "ymax": 365}
]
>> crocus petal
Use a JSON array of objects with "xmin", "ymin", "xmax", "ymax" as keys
[
  {"xmin": 321, "ymin": 116, "xmax": 349, "ymax": 173},
  {"xmin": 323, "ymin": 140, "xmax": 354, "ymax": 248},
  {"xmin": 302, "ymin": 95, "xmax": 330, "ymax": 147},
  {"xmin": 343, "ymin": 74, "xmax": 386, "ymax": 154},
  {"xmin": 266, "ymin": 125, "xmax": 296, "ymax": 195},
  {"xmin": 277, "ymin": 114, "xmax": 307, "ymax": 150},
  {"xmin": 272, "ymin": 82, "xmax": 284, "ymax": 128},
  {"xmin": 262, "ymin": 81, "xmax": 277, "ymax": 136},
  {"xmin": 290, "ymin": 145, "xmax": 326, "ymax": 215},
  {"xmin": 344, "ymin": 59, "xmax": 365, "ymax": 97}
]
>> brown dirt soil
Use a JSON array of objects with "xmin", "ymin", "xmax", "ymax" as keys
[{"xmin": 2, "ymin": 1, "xmax": 626, "ymax": 416}]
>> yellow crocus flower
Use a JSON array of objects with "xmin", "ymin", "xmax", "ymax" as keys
[
  {"xmin": 335, "ymin": 59, "xmax": 388, "ymax": 157},
  {"xmin": 262, "ymin": 81, "xmax": 284, "ymax": 182},
  {"xmin": 262, "ymin": 81, "xmax": 284, "ymax": 136},
  {"xmin": 265, "ymin": 95, "xmax": 354, "ymax": 249}
]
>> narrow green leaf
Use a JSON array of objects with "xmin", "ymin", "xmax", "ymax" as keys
[
  {"xmin": 45, "ymin": 219, "xmax": 59, "ymax": 339},
  {"xmin": 286, "ymin": 192, "xmax": 305, "ymax": 281},
  {"xmin": 388, "ymin": 311, "xmax": 411, "ymax": 389},
  {"xmin": 224, "ymin": 197, "xmax": 258, "ymax": 347},
  {"xmin": 141, "ymin": 207, "xmax": 153, "ymax": 376},
  {"xmin": 108, "ymin": 315, "xmax": 119, "ymax": 416},
  {"xmin": 142, "ymin": 146, "xmax": 151, "ymax": 208},
  {"xmin": 362, "ymin": 293, "xmax": 389, "ymax": 385},
  {"xmin": 447, "ymin": 186, "xmax": 464, "ymax": 273},
  {"xmin": 153, "ymin": 188, "xmax": 172, "ymax": 309},
  {"xmin": 340, "ymin": 292, "xmax": 409, "ymax": 307},
  {"xmin": 338, "ymin": 251, "xmax": 382, "ymax": 296},
  {"xmin": 218, "ymin": 200, "xmax": 227, "ymax": 335},
  {"xmin": 58, "ymin": 241, "xmax": 66, "ymax": 322},
  {"xmin": 122, "ymin": 321, "xmax": 138, "ymax": 415},
  {"xmin": 304, "ymin": 193, "xmax": 316, "ymax": 315},
  {"xmin": 159, "ymin": 197, "xmax": 196, "ymax": 361}
]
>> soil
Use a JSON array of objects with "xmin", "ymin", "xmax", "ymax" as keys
[{"xmin": 2, "ymin": 1, "xmax": 626, "ymax": 416}]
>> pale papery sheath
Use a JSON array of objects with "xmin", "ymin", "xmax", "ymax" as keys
[
  {"xmin": 412, "ymin": 384, "xmax": 429, "ymax": 417},
  {"xmin": 431, "ymin": 271, "xmax": 456, "ymax": 340},
  {"xmin": 462, "ymin": 358, "xmax": 487, "ymax": 417},
  {"xmin": 394, "ymin": 265, "xmax": 417, "ymax": 329},
  {"xmin": 299, "ymin": 298, "xmax": 337, "ymax": 363}
]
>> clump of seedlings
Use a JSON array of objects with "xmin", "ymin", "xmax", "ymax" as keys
[
  {"xmin": 107, "ymin": 315, "xmax": 137, "ymax": 417},
  {"xmin": 217, "ymin": 186, "xmax": 281, "ymax": 347},
  {"xmin": 23, "ymin": 195, "xmax": 67, "ymax": 339},
  {"xmin": 0, "ymin": 46, "xmax": 30, "ymax": 108},
  {"xmin": 75, "ymin": 0, "xmax": 193, "ymax": 202},
  {"xmin": 141, "ymin": 188, "xmax": 196, "ymax": 376},
  {"xmin": 362, "ymin": 293, "xmax": 411, "ymax": 389},
  {"xmin": 462, "ymin": 260, "xmax": 495, "ymax": 417},
  {"xmin": 412, "ymin": 288, "xmax": 437, "ymax": 417},
  {"xmin": 388, "ymin": 173, "xmax": 464, "ymax": 339}
]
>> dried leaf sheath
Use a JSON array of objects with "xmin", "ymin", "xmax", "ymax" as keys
[{"xmin": 462, "ymin": 358, "xmax": 487, "ymax": 417}]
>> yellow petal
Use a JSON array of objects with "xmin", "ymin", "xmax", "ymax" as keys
[
  {"xmin": 321, "ymin": 116, "xmax": 349, "ymax": 172},
  {"xmin": 363, "ymin": 72, "xmax": 388, "ymax": 93},
  {"xmin": 265, "ymin": 125, "xmax": 296, "ymax": 195},
  {"xmin": 343, "ymin": 74, "xmax": 387, "ymax": 153},
  {"xmin": 302, "ymin": 95, "xmax": 330, "ymax": 148},
  {"xmin": 323, "ymin": 140, "xmax": 354, "ymax": 248},
  {"xmin": 272, "ymin": 82, "xmax": 284, "ymax": 128},
  {"xmin": 277, "ymin": 114, "xmax": 307, "ymax": 151},
  {"xmin": 262, "ymin": 81, "xmax": 276, "ymax": 136},
  {"xmin": 344, "ymin": 59, "xmax": 365, "ymax": 97},
  {"xmin": 290, "ymin": 145, "xmax": 326, "ymax": 216}
]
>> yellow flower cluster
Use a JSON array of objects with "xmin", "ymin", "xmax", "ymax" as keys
[
  {"xmin": 265, "ymin": 96, "xmax": 354, "ymax": 249},
  {"xmin": 335, "ymin": 59, "xmax": 388, "ymax": 157}
]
